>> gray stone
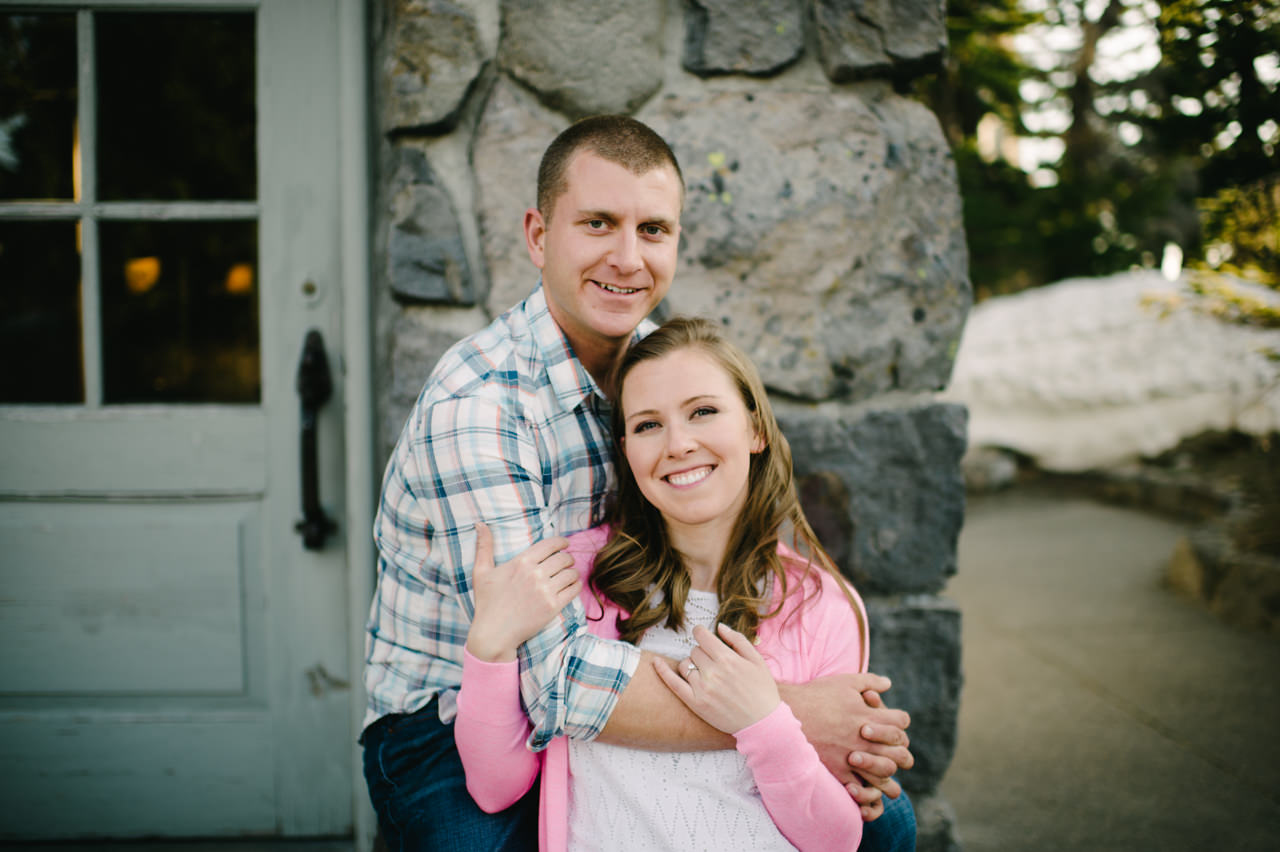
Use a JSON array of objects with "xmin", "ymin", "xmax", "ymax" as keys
[
  {"xmin": 642, "ymin": 87, "xmax": 970, "ymax": 401},
  {"xmin": 498, "ymin": 0, "xmax": 665, "ymax": 119},
  {"xmin": 776, "ymin": 399, "xmax": 967, "ymax": 594},
  {"xmin": 382, "ymin": 0, "xmax": 488, "ymax": 134},
  {"xmin": 385, "ymin": 145, "xmax": 476, "ymax": 304},
  {"xmin": 866, "ymin": 596, "xmax": 962, "ymax": 794},
  {"xmin": 471, "ymin": 78, "xmax": 566, "ymax": 315},
  {"xmin": 912, "ymin": 791, "xmax": 962, "ymax": 852},
  {"xmin": 812, "ymin": 0, "xmax": 946, "ymax": 83},
  {"xmin": 1183, "ymin": 523, "xmax": 1280, "ymax": 636},
  {"xmin": 961, "ymin": 445, "xmax": 1019, "ymax": 493},
  {"xmin": 682, "ymin": 0, "xmax": 805, "ymax": 77}
]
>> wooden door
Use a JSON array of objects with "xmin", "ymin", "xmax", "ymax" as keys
[{"xmin": 0, "ymin": 0, "xmax": 354, "ymax": 838}]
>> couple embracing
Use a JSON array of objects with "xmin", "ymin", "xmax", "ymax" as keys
[{"xmin": 362, "ymin": 115, "xmax": 916, "ymax": 852}]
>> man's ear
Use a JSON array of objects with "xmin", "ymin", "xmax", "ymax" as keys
[{"xmin": 524, "ymin": 207, "xmax": 547, "ymax": 269}]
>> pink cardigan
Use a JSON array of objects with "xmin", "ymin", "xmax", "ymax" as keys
[{"xmin": 455, "ymin": 526, "xmax": 870, "ymax": 851}]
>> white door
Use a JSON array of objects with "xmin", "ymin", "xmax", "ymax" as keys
[{"xmin": 0, "ymin": 1, "xmax": 356, "ymax": 838}]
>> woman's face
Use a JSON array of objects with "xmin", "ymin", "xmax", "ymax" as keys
[{"xmin": 619, "ymin": 347, "xmax": 762, "ymax": 534}]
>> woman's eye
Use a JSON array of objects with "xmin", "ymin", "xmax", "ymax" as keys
[
  {"xmin": 692, "ymin": 406, "xmax": 717, "ymax": 418},
  {"xmin": 631, "ymin": 420, "xmax": 658, "ymax": 434}
]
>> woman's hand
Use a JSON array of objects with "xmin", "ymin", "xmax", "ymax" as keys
[
  {"xmin": 653, "ymin": 622, "xmax": 781, "ymax": 734},
  {"xmin": 465, "ymin": 523, "xmax": 580, "ymax": 663}
]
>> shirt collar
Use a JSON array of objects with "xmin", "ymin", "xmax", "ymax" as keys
[{"xmin": 525, "ymin": 282, "xmax": 657, "ymax": 413}]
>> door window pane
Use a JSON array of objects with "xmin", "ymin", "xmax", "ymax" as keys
[
  {"xmin": 100, "ymin": 221, "xmax": 259, "ymax": 403},
  {"xmin": 97, "ymin": 12, "xmax": 255, "ymax": 202},
  {"xmin": 0, "ymin": 221, "xmax": 83, "ymax": 403},
  {"xmin": 0, "ymin": 14, "xmax": 77, "ymax": 201}
]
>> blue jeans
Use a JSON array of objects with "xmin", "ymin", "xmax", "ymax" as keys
[
  {"xmin": 361, "ymin": 700, "xmax": 539, "ymax": 852},
  {"xmin": 362, "ymin": 699, "xmax": 916, "ymax": 852},
  {"xmin": 863, "ymin": 789, "xmax": 917, "ymax": 852}
]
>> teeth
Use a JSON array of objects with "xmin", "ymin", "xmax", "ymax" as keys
[
  {"xmin": 597, "ymin": 281, "xmax": 639, "ymax": 295},
  {"xmin": 667, "ymin": 467, "xmax": 711, "ymax": 487}
]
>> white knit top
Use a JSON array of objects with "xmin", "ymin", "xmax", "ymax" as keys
[{"xmin": 565, "ymin": 589, "xmax": 796, "ymax": 851}]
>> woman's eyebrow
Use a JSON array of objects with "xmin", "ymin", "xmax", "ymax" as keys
[{"xmin": 624, "ymin": 394, "xmax": 722, "ymax": 422}]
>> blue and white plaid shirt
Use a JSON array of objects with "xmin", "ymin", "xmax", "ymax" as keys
[{"xmin": 364, "ymin": 285, "xmax": 646, "ymax": 749}]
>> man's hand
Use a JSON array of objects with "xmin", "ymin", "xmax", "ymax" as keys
[
  {"xmin": 779, "ymin": 673, "xmax": 913, "ymax": 796},
  {"xmin": 847, "ymin": 780, "xmax": 885, "ymax": 822}
]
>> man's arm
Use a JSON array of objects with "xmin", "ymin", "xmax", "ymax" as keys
[
  {"xmin": 595, "ymin": 652, "xmax": 733, "ymax": 749},
  {"xmin": 593, "ymin": 656, "xmax": 911, "ymax": 780}
]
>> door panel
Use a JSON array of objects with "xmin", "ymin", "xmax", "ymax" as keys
[
  {"xmin": 1, "ymin": 502, "xmax": 257, "ymax": 694},
  {"xmin": 0, "ymin": 410, "xmax": 266, "ymax": 494},
  {"xmin": 4, "ymin": 715, "xmax": 277, "ymax": 837},
  {"xmin": 0, "ymin": 0, "xmax": 352, "ymax": 839}
]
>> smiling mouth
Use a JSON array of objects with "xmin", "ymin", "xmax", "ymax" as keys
[
  {"xmin": 593, "ymin": 280, "xmax": 641, "ymax": 295},
  {"xmin": 665, "ymin": 466, "xmax": 713, "ymax": 487}
]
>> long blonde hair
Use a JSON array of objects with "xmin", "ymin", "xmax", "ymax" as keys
[{"xmin": 591, "ymin": 317, "xmax": 864, "ymax": 646}]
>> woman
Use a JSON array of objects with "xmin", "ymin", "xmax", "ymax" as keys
[{"xmin": 456, "ymin": 317, "xmax": 871, "ymax": 851}]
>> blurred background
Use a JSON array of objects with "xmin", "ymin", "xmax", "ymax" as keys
[
  {"xmin": 918, "ymin": 0, "xmax": 1276, "ymax": 301},
  {"xmin": 915, "ymin": 4, "xmax": 1280, "ymax": 850}
]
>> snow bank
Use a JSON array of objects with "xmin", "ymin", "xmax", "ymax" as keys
[{"xmin": 941, "ymin": 271, "xmax": 1280, "ymax": 471}]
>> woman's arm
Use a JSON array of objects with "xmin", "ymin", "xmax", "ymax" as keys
[
  {"xmin": 455, "ymin": 652, "xmax": 540, "ymax": 812},
  {"xmin": 732, "ymin": 702, "xmax": 864, "ymax": 851},
  {"xmin": 454, "ymin": 524, "xmax": 580, "ymax": 812}
]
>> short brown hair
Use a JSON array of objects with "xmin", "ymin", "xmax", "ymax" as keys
[{"xmin": 537, "ymin": 115, "xmax": 684, "ymax": 218}]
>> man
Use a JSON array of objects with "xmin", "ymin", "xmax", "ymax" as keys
[{"xmin": 362, "ymin": 115, "xmax": 916, "ymax": 851}]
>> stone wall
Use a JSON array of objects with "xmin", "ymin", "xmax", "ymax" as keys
[{"xmin": 371, "ymin": 1, "xmax": 970, "ymax": 848}]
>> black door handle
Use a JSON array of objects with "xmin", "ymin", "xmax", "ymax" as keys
[{"xmin": 295, "ymin": 329, "xmax": 337, "ymax": 550}]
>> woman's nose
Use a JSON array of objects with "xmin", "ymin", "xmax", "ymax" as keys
[{"xmin": 665, "ymin": 423, "xmax": 696, "ymax": 456}]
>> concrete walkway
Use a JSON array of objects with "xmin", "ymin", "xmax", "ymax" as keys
[{"xmin": 940, "ymin": 489, "xmax": 1280, "ymax": 852}]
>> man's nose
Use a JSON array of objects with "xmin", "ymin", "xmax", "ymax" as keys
[{"xmin": 609, "ymin": 230, "xmax": 643, "ymax": 274}]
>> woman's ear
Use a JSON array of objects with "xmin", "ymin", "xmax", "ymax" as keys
[{"xmin": 751, "ymin": 432, "xmax": 766, "ymax": 454}]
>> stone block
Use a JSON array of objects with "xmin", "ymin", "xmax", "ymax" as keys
[
  {"xmin": 498, "ymin": 0, "xmax": 664, "ymax": 118},
  {"xmin": 385, "ymin": 146, "xmax": 475, "ymax": 305},
  {"xmin": 471, "ymin": 78, "xmax": 566, "ymax": 315},
  {"xmin": 682, "ymin": 0, "xmax": 805, "ymax": 77},
  {"xmin": 382, "ymin": 0, "xmax": 488, "ymax": 134},
  {"xmin": 641, "ymin": 88, "xmax": 970, "ymax": 401},
  {"xmin": 777, "ymin": 399, "xmax": 967, "ymax": 595},
  {"xmin": 1165, "ymin": 534, "xmax": 1206, "ymax": 600},
  {"xmin": 913, "ymin": 791, "xmax": 962, "ymax": 852},
  {"xmin": 866, "ymin": 596, "xmax": 962, "ymax": 794},
  {"xmin": 813, "ymin": 0, "xmax": 946, "ymax": 83}
]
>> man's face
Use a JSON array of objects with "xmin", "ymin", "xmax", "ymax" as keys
[{"xmin": 525, "ymin": 151, "xmax": 682, "ymax": 359}]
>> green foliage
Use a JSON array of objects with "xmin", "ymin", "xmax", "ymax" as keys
[
  {"xmin": 916, "ymin": 0, "xmax": 1044, "ymax": 146},
  {"xmin": 917, "ymin": 0, "xmax": 1280, "ymax": 300},
  {"xmin": 1133, "ymin": 1, "xmax": 1280, "ymax": 197},
  {"xmin": 1198, "ymin": 173, "xmax": 1280, "ymax": 286}
]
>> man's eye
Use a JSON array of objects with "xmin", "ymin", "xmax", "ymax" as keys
[
  {"xmin": 641, "ymin": 224, "xmax": 664, "ymax": 236},
  {"xmin": 587, "ymin": 219, "xmax": 607, "ymax": 230}
]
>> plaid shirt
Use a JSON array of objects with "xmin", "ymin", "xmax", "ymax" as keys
[{"xmin": 364, "ymin": 285, "xmax": 646, "ymax": 749}]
